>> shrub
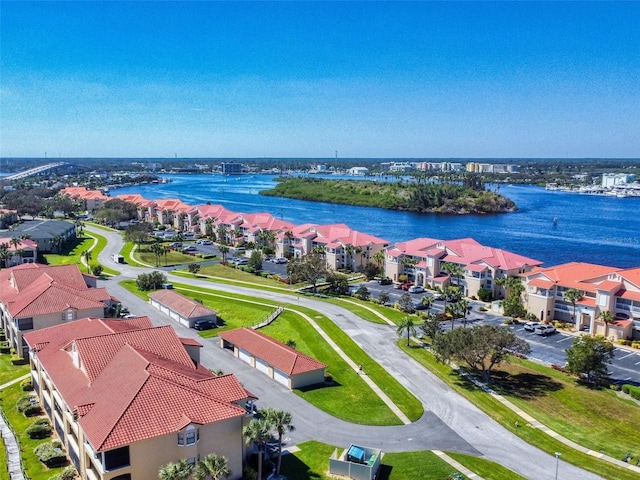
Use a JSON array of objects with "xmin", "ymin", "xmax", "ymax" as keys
[
  {"xmin": 11, "ymin": 355, "xmax": 28, "ymax": 365},
  {"xmin": 50, "ymin": 466, "xmax": 77, "ymax": 480},
  {"xmin": 622, "ymin": 384, "xmax": 640, "ymax": 400},
  {"xmin": 34, "ymin": 442, "xmax": 67, "ymax": 467},
  {"xmin": 618, "ymin": 339, "xmax": 632, "ymax": 346},
  {"xmin": 477, "ymin": 306, "xmax": 487, "ymax": 312},
  {"xmin": 622, "ymin": 384, "xmax": 631, "ymax": 394},
  {"xmin": 503, "ymin": 318, "xmax": 515, "ymax": 325},
  {"xmin": 17, "ymin": 394, "xmax": 36, "ymax": 412},
  {"xmin": 632, "ymin": 341, "xmax": 640, "ymax": 349},
  {"xmin": 477, "ymin": 288, "xmax": 492, "ymax": 302},
  {"xmin": 27, "ymin": 418, "xmax": 52, "ymax": 439},
  {"xmin": 609, "ymin": 383, "xmax": 621, "ymax": 391},
  {"xmin": 21, "ymin": 379, "xmax": 33, "ymax": 391}
]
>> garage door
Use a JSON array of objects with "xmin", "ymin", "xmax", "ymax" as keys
[
  {"xmin": 255, "ymin": 358, "xmax": 269, "ymax": 374},
  {"xmin": 238, "ymin": 348, "xmax": 252, "ymax": 364},
  {"xmin": 160, "ymin": 306, "xmax": 169, "ymax": 315},
  {"xmin": 273, "ymin": 369, "xmax": 289, "ymax": 387}
]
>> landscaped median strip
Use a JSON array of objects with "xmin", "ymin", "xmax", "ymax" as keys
[
  {"xmin": 337, "ymin": 298, "xmax": 396, "ymax": 326},
  {"xmin": 432, "ymin": 450, "xmax": 484, "ymax": 480},
  {"xmin": 285, "ymin": 306, "xmax": 412, "ymax": 425}
]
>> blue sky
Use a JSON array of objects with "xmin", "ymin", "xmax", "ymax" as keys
[{"xmin": 1, "ymin": 1, "xmax": 639, "ymax": 158}]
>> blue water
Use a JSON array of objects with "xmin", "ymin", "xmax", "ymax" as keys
[{"xmin": 112, "ymin": 174, "xmax": 640, "ymax": 268}]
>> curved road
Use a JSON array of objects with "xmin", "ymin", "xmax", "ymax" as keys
[{"xmin": 90, "ymin": 226, "xmax": 603, "ymax": 480}]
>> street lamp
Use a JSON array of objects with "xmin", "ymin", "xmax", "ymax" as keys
[{"xmin": 555, "ymin": 452, "xmax": 561, "ymax": 480}]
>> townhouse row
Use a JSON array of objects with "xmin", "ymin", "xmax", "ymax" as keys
[{"xmin": 59, "ymin": 187, "xmax": 640, "ymax": 339}]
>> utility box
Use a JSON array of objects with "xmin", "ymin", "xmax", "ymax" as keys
[{"xmin": 112, "ymin": 254, "xmax": 124, "ymax": 264}]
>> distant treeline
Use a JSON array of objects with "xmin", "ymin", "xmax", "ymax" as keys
[{"xmin": 260, "ymin": 177, "xmax": 517, "ymax": 214}]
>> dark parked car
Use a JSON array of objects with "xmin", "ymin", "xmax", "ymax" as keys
[
  {"xmin": 378, "ymin": 277, "xmax": 392, "ymax": 285},
  {"xmin": 193, "ymin": 319, "xmax": 216, "ymax": 331}
]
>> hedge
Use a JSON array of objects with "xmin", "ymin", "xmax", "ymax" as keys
[{"xmin": 622, "ymin": 384, "xmax": 640, "ymax": 400}]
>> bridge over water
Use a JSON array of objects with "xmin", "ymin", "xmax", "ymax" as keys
[{"xmin": 2, "ymin": 162, "xmax": 68, "ymax": 180}]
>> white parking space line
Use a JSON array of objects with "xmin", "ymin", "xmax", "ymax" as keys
[
  {"xmin": 635, "ymin": 360, "xmax": 640, "ymax": 365},
  {"xmin": 618, "ymin": 352, "xmax": 637, "ymax": 360},
  {"xmin": 556, "ymin": 336, "xmax": 572, "ymax": 343}
]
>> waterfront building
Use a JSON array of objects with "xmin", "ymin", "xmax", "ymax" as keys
[
  {"xmin": 0, "ymin": 263, "xmax": 113, "ymax": 356},
  {"xmin": 385, "ymin": 237, "xmax": 541, "ymax": 299},
  {"xmin": 24, "ymin": 317, "xmax": 255, "ymax": 480},
  {"xmin": 521, "ymin": 262, "xmax": 640, "ymax": 339},
  {"xmin": 602, "ymin": 173, "xmax": 635, "ymax": 188},
  {"xmin": 59, "ymin": 186, "xmax": 109, "ymax": 212},
  {"xmin": 348, "ymin": 167, "xmax": 369, "ymax": 176},
  {"xmin": 221, "ymin": 162, "xmax": 243, "ymax": 175},
  {"xmin": 114, "ymin": 193, "xmax": 158, "ymax": 223}
]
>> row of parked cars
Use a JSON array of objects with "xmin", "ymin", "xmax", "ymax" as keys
[{"xmin": 524, "ymin": 321, "xmax": 557, "ymax": 336}]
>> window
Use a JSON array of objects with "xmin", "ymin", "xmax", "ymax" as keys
[
  {"xmin": 178, "ymin": 425, "xmax": 199, "ymax": 446},
  {"xmin": 64, "ymin": 309, "xmax": 75, "ymax": 322},
  {"xmin": 17, "ymin": 318, "xmax": 33, "ymax": 331},
  {"xmin": 104, "ymin": 446, "xmax": 130, "ymax": 470}
]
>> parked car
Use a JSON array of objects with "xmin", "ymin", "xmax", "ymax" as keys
[
  {"xmin": 182, "ymin": 245, "xmax": 197, "ymax": 252},
  {"xmin": 273, "ymin": 257, "xmax": 288, "ymax": 264},
  {"xmin": 161, "ymin": 283, "xmax": 174, "ymax": 289},
  {"xmin": 408, "ymin": 285, "xmax": 425, "ymax": 294},
  {"xmin": 263, "ymin": 255, "xmax": 272, "ymax": 262},
  {"xmin": 378, "ymin": 277, "xmax": 392, "ymax": 285},
  {"xmin": 393, "ymin": 282, "xmax": 403, "ymax": 289},
  {"xmin": 433, "ymin": 293, "xmax": 444, "ymax": 300},
  {"xmin": 413, "ymin": 302, "xmax": 427, "ymax": 310},
  {"xmin": 234, "ymin": 258, "xmax": 249, "ymax": 265},
  {"xmin": 401, "ymin": 283, "xmax": 412, "ymax": 291},
  {"xmin": 196, "ymin": 239, "xmax": 213, "ymax": 245},
  {"xmin": 524, "ymin": 321, "xmax": 541, "ymax": 332},
  {"xmin": 193, "ymin": 319, "xmax": 216, "ymax": 331},
  {"xmin": 169, "ymin": 242, "xmax": 182, "ymax": 248},
  {"xmin": 535, "ymin": 324, "xmax": 556, "ymax": 336}
]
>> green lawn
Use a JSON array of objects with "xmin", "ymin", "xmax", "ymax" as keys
[
  {"xmin": 0, "ymin": 382, "xmax": 67, "ymax": 480},
  {"xmin": 446, "ymin": 452, "xmax": 527, "ymax": 480},
  {"xmin": 135, "ymin": 246, "xmax": 201, "ymax": 267},
  {"xmin": 281, "ymin": 441, "xmax": 510, "ymax": 480},
  {"xmin": 322, "ymin": 296, "xmax": 410, "ymax": 325},
  {"xmin": 399, "ymin": 341, "xmax": 638, "ymax": 480},
  {"xmin": 83, "ymin": 230, "xmax": 120, "ymax": 276},
  {"xmin": 0, "ymin": 352, "xmax": 30, "ymax": 386},
  {"xmin": 41, "ymin": 235, "xmax": 94, "ymax": 266}
]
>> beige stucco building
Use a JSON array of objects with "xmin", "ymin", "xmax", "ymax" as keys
[{"xmin": 24, "ymin": 318, "xmax": 256, "ymax": 480}]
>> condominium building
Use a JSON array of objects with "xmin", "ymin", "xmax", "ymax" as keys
[{"xmin": 24, "ymin": 317, "xmax": 256, "ymax": 480}]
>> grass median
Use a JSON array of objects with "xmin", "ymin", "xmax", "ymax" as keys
[{"xmin": 399, "ymin": 340, "xmax": 638, "ymax": 480}]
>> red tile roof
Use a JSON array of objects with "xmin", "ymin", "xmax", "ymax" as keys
[
  {"xmin": 0, "ymin": 264, "xmax": 110, "ymax": 318},
  {"xmin": 219, "ymin": 328, "xmax": 327, "ymax": 375},
  {"xmin": 148, "ymin": 290, "xmax": 217, "ymax": 319},
  {"xmin": 24, "ymin": 318, "xmax": 253, "ymax": 452}
]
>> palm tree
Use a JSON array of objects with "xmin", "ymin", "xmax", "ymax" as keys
[
  {"xmin": 372, "ymin": 250, "xmax": 385, "ymax": 270},
  {"xmin": 193, "ymin": 453, "xmax": 231, "ymax": 480},
  {"xmin": 397, "ymin": 316, "xmax": 417, "ymax": 346},
  {"xmin": 218, "ymin": 245, "xmax": 230, "ymax": 263},
  {"xmin": 81, "ymin": 250, "xmax": 92, "ymax": 273},
  {"xmin": 563, "ymin": 288, "xmax": 583, "ymax": 326},
  {"xmin": 598, "ymin": 310, "xmax": 615, "ymax": 324},
  {"xmin": 344, "ymin": 244, "xmax": 355, "ymax": 270},
  {"xmin": 263, "ymin": 408, "xmax": 295, "ymax": 475},
  {"xmin": 458, "ymin": 299, "xmax": 471, "ymax": 327},
  {"xmin": 205, "ymin": 218, "xmax": 215, "ymax": 238},
  {"xmin": 0, "ymin": 243, "xmax": 11, "ymax": 268},
  {"xmin": 420, "ymin": 295, "xmax": 434, "ymax": 315},
  {"xmin": 158, "ymin": 459, "xmax": 194, "ymax": 480},
  {"xmin": 399, "ymin": 256, "xmax": 418, "ymax": 282},
  {"xmin": 51, "ymin": 235, "xmax": 64, "ymax": 253},
  {"xmin": 216, "ymin": 225, "xmax": 228, "ymax": 245},
  {"xmin": 242, "ymin": 419, "xmax": 271, "ymax": 480},
  {"xmin": 9, "ymin": 237, "xmax": 21, "ymax": 251}
]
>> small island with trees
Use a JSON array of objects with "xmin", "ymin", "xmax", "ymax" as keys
[{"xmin": 260, "ymin": 176, "xmax": 517, "ymax": 214}]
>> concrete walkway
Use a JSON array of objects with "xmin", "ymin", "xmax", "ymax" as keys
[
  {"xmin": 0, "ymin": 374, "xmax": 30, "ymax": 480},
  {"xmin": 433, "ymin": 450, "xmax": 485, "ymax": 479}
]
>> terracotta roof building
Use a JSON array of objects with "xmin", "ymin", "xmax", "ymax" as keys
[
  {"xmin": 148, "ymin": 289, "xmax": 217, "ymax": 329},
  {"xmin": 24, "ymin": 317, "xmax": 255, "ymax": 480},
  {"xmin": 219, "ymin": 327, "xmax": 327, "ymax": 389},
  {"xmin": 521, "ymin": 262, "xmax": 640, "ymax": 339},
  {"xmin": 0, "ymin": 263, "xmax": 114, "ymax": 356}
]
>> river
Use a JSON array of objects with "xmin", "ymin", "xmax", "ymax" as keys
[{"xmin": 112, "ymin": 174, "xmax": 640, "ymax": 268}]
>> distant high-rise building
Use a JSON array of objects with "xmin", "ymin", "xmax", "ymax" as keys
[{"xmin": 221, "ymin": 162, "xmax": 243, "ymax": 175}]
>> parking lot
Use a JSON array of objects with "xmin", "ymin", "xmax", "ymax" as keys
[{"xmin": 352, "ymin": 279, "xmax": 640, "ymax": 384}]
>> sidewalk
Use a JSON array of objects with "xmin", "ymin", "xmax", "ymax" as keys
[{"xmin": 1, "ymin": 374, "xmax": 30, "ymax": 480}]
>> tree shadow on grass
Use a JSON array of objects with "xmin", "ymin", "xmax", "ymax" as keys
[
  {"xmin": 483, "ymin": 370, "xmax": 564, "ymax": 399},
  {"xmin": 376, "ymin": 464, "xmax": 393, "ymax": 480}
]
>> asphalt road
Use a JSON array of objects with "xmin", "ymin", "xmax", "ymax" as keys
[{"xmin": 91, "ymin": 226, "xmax": 604, "ymax": 480}]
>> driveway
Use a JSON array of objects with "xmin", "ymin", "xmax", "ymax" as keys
[{"xmin": 89, "ymin": 226, "xmax": 602, "ymax": 480}]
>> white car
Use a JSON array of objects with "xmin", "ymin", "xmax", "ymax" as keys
[
  {"xmin": 523, "ymin": 321, "xmax": 541, "ymax": 332},
  {"xmin": 535, "ymin": 324, "xmax": 556, "ymax": 336},
  {"xmin": 408, "ymin": 285, "xmax": 425, "ymax": 294},
  {"xmin": 273, "ymin": 257, "xmax": 288, "ymax": 264},
  {"xmin": 196, "ymin": 239, "xmax": 213, "ymax": 245}
]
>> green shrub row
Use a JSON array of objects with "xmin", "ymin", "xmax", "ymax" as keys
[
  {"xmin": 48, "ymin": 466, "xmax": 77, "ymax": 480},
  {"xmin": 16, "ymin": 394, "xmax": 41, "ymax": 416},
  {"xmin": 622, "ymin": 384, "xmax": 640, "ymax": 400}
]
